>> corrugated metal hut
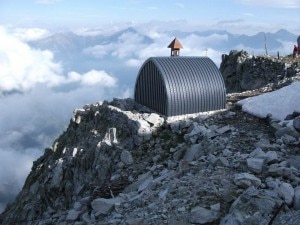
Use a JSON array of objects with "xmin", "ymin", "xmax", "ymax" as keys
[{"xmin": 134, "ymin": 38, "xmax": 226, "ymax": 117}]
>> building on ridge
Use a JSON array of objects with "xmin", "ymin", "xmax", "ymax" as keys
[{"xmin": 134, "ymin": 38, "xmax": 226, "ymax": 117}]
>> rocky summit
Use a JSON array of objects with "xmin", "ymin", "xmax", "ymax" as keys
[
  {"xmin": 1, "ymin": 51, "xmax": 300, "ymax": 225},
  {"xmin": 220, "ymin": 50, "xmax": 300, "ymax": 93}
]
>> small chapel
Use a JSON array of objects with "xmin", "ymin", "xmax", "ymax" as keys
[{"xmin": 134, "ymin": 38, "xmax": 226, "ymax": 117}]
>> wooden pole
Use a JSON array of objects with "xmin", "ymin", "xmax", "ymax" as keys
[{"xmin": 264, "ymin": 33, "xmax": 268, "ymax": 56}]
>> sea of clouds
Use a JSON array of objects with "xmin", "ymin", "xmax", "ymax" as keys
[{"xmin": 0, "ymin": 26, "xmax": 130, "ymax": 211}]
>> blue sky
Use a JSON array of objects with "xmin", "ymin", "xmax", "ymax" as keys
[{"xmin": 1, "ymin": 0, "xmax": 300, "ymax": 34}]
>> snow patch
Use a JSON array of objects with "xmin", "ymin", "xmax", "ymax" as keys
[{"xmin": 237, "ymin": 82, "xmax": 300, "ymax": 121}]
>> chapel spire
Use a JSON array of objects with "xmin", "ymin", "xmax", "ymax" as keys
[{"xmin": 168, "ymin": 38, "xmax": 183, "ymax": 57}]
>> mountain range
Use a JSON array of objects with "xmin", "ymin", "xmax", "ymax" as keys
[
  {"xmin": 28, "ymin": 28, "xmax": 299, "ymax": 87},
  {"xmin": 30, "ymin": 28, "xmax": 298, "ymax": 54}
]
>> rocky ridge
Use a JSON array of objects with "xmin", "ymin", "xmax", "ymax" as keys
[
  {"xmin": 220, "ymin": 50, "xmax": 300, "ymax": 93},
  {"xmin": 1, "ymin": 51, "xmax": 300, "ymax": 225}
]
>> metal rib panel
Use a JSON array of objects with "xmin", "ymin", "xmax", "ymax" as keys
[{"xmin": 134, "ymin": 56, "xmax": 226, "ymax": 116}]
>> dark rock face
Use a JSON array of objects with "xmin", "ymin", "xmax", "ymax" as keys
[
  {"xmin": 220, "ymin": 50, "xmax": 299, "ymax": 93},
  {"xmin": 0, "ymin": 95, "xmax": 299, "ymax": 225},
  {"xmin": 0, "ymin": 99, "xmax": 164, "ymax": 225},
  {"xmin": 293, "ymin": 116, "xmax": 300, "ymax": 132}
]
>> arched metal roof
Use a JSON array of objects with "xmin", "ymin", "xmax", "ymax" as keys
[{"xmin": 134, "ymin": 56, "xmax": 226, "ymax": 116}]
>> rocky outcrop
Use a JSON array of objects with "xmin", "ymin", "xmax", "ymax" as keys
[
  {"xmin": 1, "ymin": 92, "xmax": 300, "ymax": 224},
  {"xmin": 220, "ymin": 50, "xmax": 300, "ymax": 93},
  {"xmin": 0, "ymin": 98, "xmax": 165, "ymax": 225}
]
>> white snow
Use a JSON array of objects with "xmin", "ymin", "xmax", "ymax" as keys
[{"xmin": 237, "ymin": 82, "xmax": 300, "ymax": 121}]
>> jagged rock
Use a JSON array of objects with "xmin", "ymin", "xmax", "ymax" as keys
[
  {"xmin": 79, "ymin": 196, "xmax": 91, "ymax": 206},
  {"xmin": 276, "ymin": 182, "xmax": 294, "ymax": 205},
  {"xmin": 172, "ymin": 143, "xmax": 187, "ymax": 161},
  {"xmin": 135, "ymin": 120, "xmax": 152, "ymax": 141},
  {"xmin": 219, "ymin": 157, "xmax": 230, "ymax": 167},
  {"xmin": 66, "ymin": 209, "xmax": 81, "ymax": 221},
  {"xmin": 293, "ymin": 116, "xmax": 300, "ymax": 131},
  {"xmin": 123, "ymin": 172, "xmax": 152, "ymax": 194},
  {"xmin": 249, "ymin": 147, "xmax": 266, "ymax": 158},
  {"xmin": 183, "ymin": 144, "xmax": 201, "ymax": 162},
  {"xmin": 273, "ymin": 210, "xmax": 300, "ymax": 225},
  {"xmin": 267, "ymin": 164, "xmax": 292, "ymax": 178},
  {"xmin": 186, "ymin": 124, "xmax": 211, "ymax": 143},
  {"xmin": 91, "ymin": 197, "xmax": 124, "ymax": 217},
  {"xmin": 254, "ymin": 138, "xmax": 275, "ymax": 150},
  {"xmin": 74, "ymin": 222, "xmax": 85, "ymax": 225},
  {"xmin": 220, "ymin": 187, "xmax": 282, "ymax": 225},
  {"xmin": 275, "ymin": 127, "xmax": 300, "ymax": 139},
  {"xmin": 50, "ymin": 158, "xmax": 64, "ymax": 189},
  {"xmin": 222, "ymin": 149, "xmax": 233, "ymax": 157},
  {"xmin": 270, "ymin": 121, "xmax": 282, "ymax": 130},
  {"xmin": 266, "ymin": 177, "xmax": 295, "ymax": 205},
  {"xmin": 220, "ymin": 50, "xmax": 293, "ymax": 93},
  {"xmin": 266, "ymin": 177, "xmax": 282, "ymax": 189},
  {"xmin": 120, "ymin": 150, "xmax": 134, "ymax": 165},
  {"xmin": 285, "ymin": 112, "xmax": 300, "ymax": 120},
  {"xmin": 73, "ymin": 202, "xmax": 82, "ymax": 211},
  {"xmin": 124, "ymin": 218, "xmax": 144, "ymax": 225},
  {"xmin": 137, "ymin": 176, "xmax": 153, "ymax": 192},
  {"xmin": 249, "ymin": 148, "xmax": 279, "ymax": 164},
  {"xmin": 293, "ymin": 186, "xmax": 300, "ymax": 210},
  {"xmin": 153, "ymin": 169, "xmax": 172, "ymax": 184},
  {"xmin": 282, "ymin": 134, "xmax": 298, "ymax": 145},
  {"xmin": 189, "ymin": 204, "xmax": 220, "ymax": 224},
  {"xmin": 265, "ymin": 151, "xmax": 279, "ymax": 164},
  {"xmin": 158, "ymin": 189, "xmax": 168, "ymax": 201},
  {"xmin": 233, "ymin": 173, "xmax": 261, "ymax": 188},
  {"xmin": 144, "ymin": 113, "xmax": 164, "ymax": 127},
  {"xmin": 216, "ymin": 125, "xmax": 232, "ymax": 134},
  {"xmin": 287, "ymin": 156, "xmax": 300, "ymax": 170},
  {"xmin": 246, "ymin": 158, "xmax": 265, "ymax": 174},
  {"xmin": 170, "ymin": 119, "xmax": 193, "ymax": 134},
  {"xmin": 81, "ymin": 212, "xmax": 94, "ymax": 223}
]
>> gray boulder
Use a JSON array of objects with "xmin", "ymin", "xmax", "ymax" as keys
[
  {"xmin": 247, "ymin": 158, "xmax": 265, "ymax": 174},
  {"xmin": 91, "ymin": 197, "xmax": 124, "ymax": 217},
  {"xmin": 120, "ymin": 150, "xmax": 134, "ymax": 165},
  {"xmin": 190, "ymin": 204, "xmax": 220, "ymax": 224},
  {"xmin": 220, "ymin": 187, "xmax": 282, "ymax": 225},
  {"xmin": 293, "ymin": 116, "xmax": 300, "ymax": 132},
  {"xmin": 293, "ymin": 186, "xmax": 300, "ymax": 210},
  {"xmin": 233, "ymin": 173, "xmax": 261, "ymax": 188},
  {"xmin": 273, "ymin": 210, "xmax": 300, "ymax": 225}
]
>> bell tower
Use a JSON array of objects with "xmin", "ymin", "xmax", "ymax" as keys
[{"xmin": 168, "ymin": 38, "xmax": 183, "ymax": 57}]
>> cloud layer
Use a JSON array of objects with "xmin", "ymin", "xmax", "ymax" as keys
[
  {"xmin": 0, "ymin": 26, "xmax": 123, "ymax": 212},
  {"xmin": 0, "ymin": 26, "xmax": 118, "ymax": 93},
  {"xmin": 0, "ymin": 26, "xmax": 63, "ymax": 92}
]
